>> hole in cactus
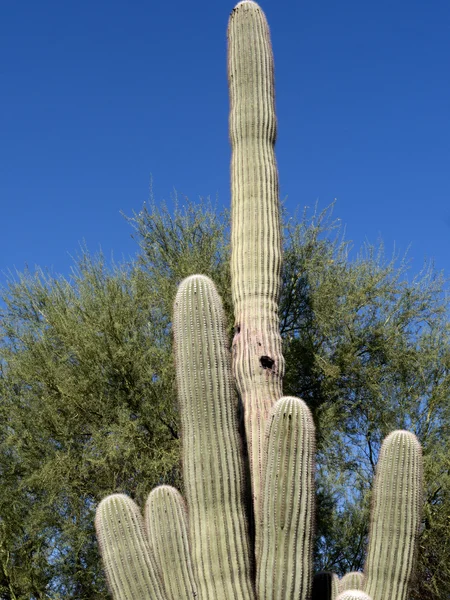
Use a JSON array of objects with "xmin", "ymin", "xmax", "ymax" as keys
[
  {"xmin": 235, "ymin": 324, "xmax": 240, "ymax": 334},
  {"xmin": 260, "ymin": 356, "xmax": 274, "ymax": 370}
]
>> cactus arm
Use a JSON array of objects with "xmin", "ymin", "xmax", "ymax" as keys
[
  {"xmin": 339, "ymin": 572, "xmax": 364, "ymax": 593},
  {"xmin": 228, "ymin": 0, "xmax": 284, "ymax": 519},
  {"xmin": 145, "ymin": 486, "xmax": 197, "ymax": 600},
  {"xmin": 173, "ymin": 274, "xmax": 255, "ymax": 599},
  {"xmin": 257, "ymin": 397, "xmax": 315, "ymax": 600},
  {"xmin": 363, "ymin": 430, "xmax": 423, "ymax": 600},
  {"xmin": 95, "ymin": 493, "xmax": 166, "ymax": 600}
]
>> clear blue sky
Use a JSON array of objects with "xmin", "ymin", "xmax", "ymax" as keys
[{"xmin": 2, "ymin": 0, "xmax": 449, "ymax": 285}]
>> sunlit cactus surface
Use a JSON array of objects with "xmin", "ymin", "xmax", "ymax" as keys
[{"xmin": 94, "ymin": 3, "xmax": 423, "ymax": 600}]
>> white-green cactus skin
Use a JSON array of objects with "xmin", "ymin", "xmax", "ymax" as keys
[
  {"xmin": 364, "ymin": 431, "xmax": 423, "ymax": 600},
  {"xmin": 95, "ymin": 493, "xmax": 166, "ymax": 599},
  {"xmin": 336, "ymin": 592, "xmax": 371, "ymax": 600},
  {"xmin": 339, "ymin": 572, "xmax": 364, "ymax": 594},
  {"xmin": 172, "ymin": 275, "xmax": 254, "ymax": 598},
  {"xmin": 145, "ymin": 486, "xmax": 197, "ymax": 600},
  {"xmin": 228, "ymin": 0, "xmax": 284, "ymax": 521},
  {"xmin": 94, "ymin": 3, "xmax": 424, "ymax": 600},
  {"xmin": 257, "ymin": 397, "xmax": 315, "ymax": 600}
]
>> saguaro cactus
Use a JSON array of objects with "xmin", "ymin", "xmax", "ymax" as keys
[{"xmin": 94, "ymin": 2, "xmax": 423, "ymax": 600}]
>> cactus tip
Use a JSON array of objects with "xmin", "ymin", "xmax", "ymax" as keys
[{"xmin": 232, "ymin": 0, "xmax": 258, "ymax": 10}]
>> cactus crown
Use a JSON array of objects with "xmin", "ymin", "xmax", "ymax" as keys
[{"xmin": 94, "ymin": 3, "xmax": 423, "ymax": 600}]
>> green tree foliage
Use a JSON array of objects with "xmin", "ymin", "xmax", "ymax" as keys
[
  {"xmin": 0, "ymin": 199, "xmax": 448, "ymax": 598},
  {"xmin": 127, "ymin": 194, "xmax": 232, "ymax": 325},
  {"xmin": 0, "ymin": 256, "xmax": 180, "ymax": 598},
  {"xmin": 279, "ymin": 207, "xmax": 450, "ymax": 600}
]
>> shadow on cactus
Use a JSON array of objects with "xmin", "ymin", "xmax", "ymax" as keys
[{"xmin": 94, "ymin": 2, "xmax": 423, "ymax": 599}]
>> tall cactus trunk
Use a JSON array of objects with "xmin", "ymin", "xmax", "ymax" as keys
[{"xmin": 228, "ymin": 0, "xmax": 284, "ymax": 532}]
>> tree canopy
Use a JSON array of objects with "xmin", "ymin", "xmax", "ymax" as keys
[{"xmin": 0, "ymin": 199, "xmax": 448, "ymax": 599}]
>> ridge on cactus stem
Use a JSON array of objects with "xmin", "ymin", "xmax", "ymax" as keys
[
  {"xmin": 94, "ymin": 3, "xmax": 424, "ymax": 600},
  {"xmin": 339, "ymin": 572, "xmax": 364, "ymax": 593}
]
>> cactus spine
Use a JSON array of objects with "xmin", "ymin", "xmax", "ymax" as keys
[
  {"xmin": 94, "ymin": 3, "xmax": 424, "ymax": 600},
  {"xmin": 228, "ymin": 0, "xmax": 284, "ymax": 520}
]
